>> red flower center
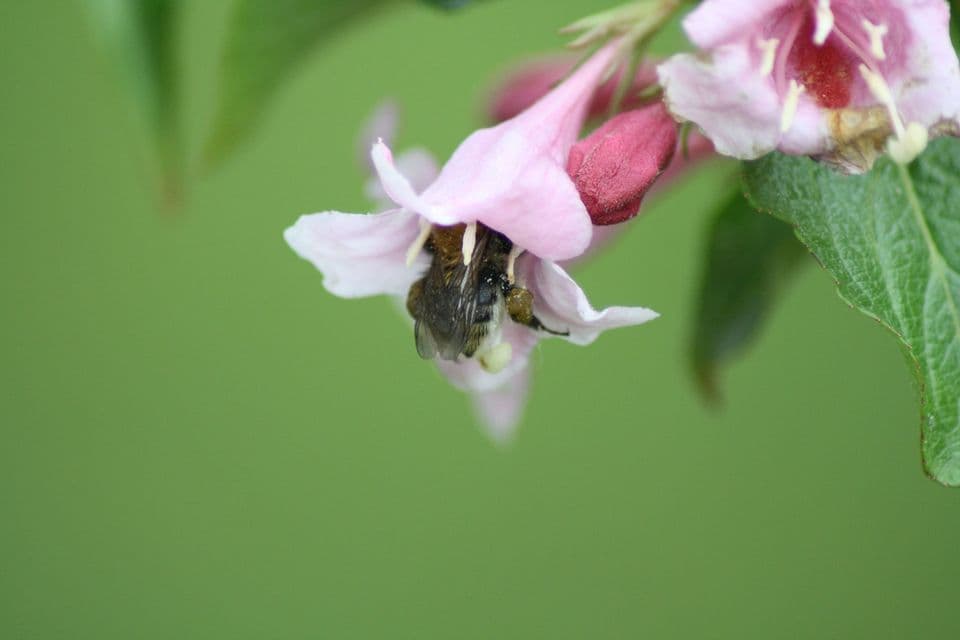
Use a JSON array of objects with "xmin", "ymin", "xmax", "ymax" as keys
[{"xmin": 788, "ymin": 14, "xmax": 856, "ymax": 109}]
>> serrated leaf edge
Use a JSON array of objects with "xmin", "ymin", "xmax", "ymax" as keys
[{"xmin": 744, "ymin": 161, "xmax": 959, "ymax": 487}]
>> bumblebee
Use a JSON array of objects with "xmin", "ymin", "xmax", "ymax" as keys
[{"xmin": 406, "ymin": 222, "xmax": 565, "ymax": 364}]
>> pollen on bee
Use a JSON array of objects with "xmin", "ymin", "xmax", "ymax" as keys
[{"xmin": 478, "ymin": 341, "xmax": 512, "ymax": 374}]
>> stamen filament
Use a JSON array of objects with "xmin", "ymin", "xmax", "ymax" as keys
[
  {"xmin": 858, "ymin": 64, "xmax": 928, "ymax": 164},
  {"xmin": 858, "ymin": 64, "xmax": 904, "ymax": 137},
  {"xmin": 758, "ymin": 38, "xmax": 779, "ymax": 77},
  {"xmin": 830, "ymin": 20, "xmax": 881, "ymax": 75},
  {"xmin": 780, "ymin": 80, "xmax": 804, "ymax": 133},
  {"xmin": 813, "ymin": 0, "xmax": 834, "ymax": 45},
  {"xmin": 406, "ymin": 217, "xmax": 432, "ymax": 267},
  {"xmin": 462, "ymin": 221, "xmax": 477, "ymax": 266},
  {"xmin": 774, "ymin": 8, "xmax": 804, "ymax": 97},
  {"xmin": 506, "ymin": 245, "xmax": 524, "ymax": 284}
]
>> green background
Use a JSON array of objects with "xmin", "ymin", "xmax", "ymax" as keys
[{"xmin": 2, "ymin": 1, "xmax": 958, "ymax": 638}]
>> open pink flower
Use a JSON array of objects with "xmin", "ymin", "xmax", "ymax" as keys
[
  {"xmin": 284, "ymin": 43, "xmax": 658, "ymax": 441},
  {"xmin": 658, "ymin": 0, "xmax": 960, "ymax": 171}
]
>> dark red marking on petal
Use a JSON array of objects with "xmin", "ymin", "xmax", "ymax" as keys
[{"xmin": 788, "ymin": 14, "xmax": 856, "ymax": 109}]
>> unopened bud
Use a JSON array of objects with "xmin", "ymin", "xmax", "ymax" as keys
[{"xmin": 566, "ymin": 103, "xmax": 677, "ymax": 225}]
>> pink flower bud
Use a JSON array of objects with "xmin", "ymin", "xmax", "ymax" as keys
[{"xmin": 566, "ymin": 103, "xmax": 678, "ymax": 226}]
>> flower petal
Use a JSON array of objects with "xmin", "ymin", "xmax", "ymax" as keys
[
  {"xmin": 487, "ymin": 57, "xmax": 577, "ymax": 123},
  {"xmin": 284, "ymin": 208, "xmax": 427, "ymax": 298},
  {"xmin": 436, "ymin": 322, "xmax": 539, "ymax": 393},
  {"xmin": 470, "ymin": 366, "xmax": 530, "ymax": 444},
  {"xmin": 893, "ymin": 0, "xmax": 960, "ymax": 129},
  {"xmin": 435, "ymin": 322, "xmax": 538, "ymax": 438},
  {"xmin": 356, "ymin": 100, "xmax": 400, "ymax": 170},
  {"xmin": 778, "ymin": 94, "xmax": 832, "ymax": 155},
  {"xmin": 658, "ymin": 47, "xmax": 783, "ymax": 159},
  {"xmin": 424, "ymin": 127, "xmax": 594, "ymax": 260},
  {"xmin": 370, "ymin": 140, "xmax": 435, "ymax": 216},
  {"xmin": 683, "ymin": 0, "xmax": 790, "ymax": 49},
  {"xmin": 420, "ymin": 42, "xmax": 622, "ymax": 260},
  {"xmin": 365, "ymin": 147, "xmax": 439, "ymax": 209},
  {"xmin": 526, "ymin": 259, "xmax": 659, "ymax": 345},
  {"xmin": 487, "ymin": 55, "xmax": 660, "ymax": 124}
]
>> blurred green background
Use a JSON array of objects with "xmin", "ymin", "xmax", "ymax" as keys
[{"xmin": 2, "ymin": 1, "xmax": 958, "ymax": 638}]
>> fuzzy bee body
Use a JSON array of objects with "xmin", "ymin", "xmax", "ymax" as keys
[{"xmin": 406, "ymin": 223, "xmax": 563, "ymax": 362}]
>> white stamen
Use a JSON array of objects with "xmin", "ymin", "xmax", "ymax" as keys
[
  {"xmin": 887, "ymin": 122, "xmax": 928, "ymax": 165},
  {"xmin": 862, "ymin": 19, "xmax": 888, "ymax": 60},
  {"xmin": 858, "ymin": 65, "xmax": 927, "ymax": 164},
  {"xmin": 405, "ymin": 217, "xmax": 432, "ymax": 267},
  {"xmin": 758, "ymin": 38, "xmax": 780, "ymax": 77},
  {"xmin": 813, "ymin": 0, "xmax": 834, "ymax": 45},
  {"xmin": 780, "ymin": 80, "xmax": 804, "ymax": 133},
  {"xmin": 859, "ymin": 64, "xmax": 893, "ymax": 105},
  {"xmin": 479, "ymin": 342, "xmax": 512, "ymax": 374},
  {"xmin": 461, "ymin": 221, "xmax": 477, "ymax": 266},
  {"xmin": 859, "ymin": 64, "xmax": 904, "ymax": 137},
  {"xmin": 506, "ymin": 245, "xmax": 523, "ymax": 284}
]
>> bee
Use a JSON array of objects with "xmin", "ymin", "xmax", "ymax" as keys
[{"xmin": 406, "ymin": 222, "xmax": 565, "ymax": 362}]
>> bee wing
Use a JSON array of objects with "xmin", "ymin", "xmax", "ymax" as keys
[
  {"xmin": 414, "ymin": 317, "xmax": 439, "ymax": 360},
  {"xmin": 411, "ymin": 230, "xmax": 495, "ymax": 361}
]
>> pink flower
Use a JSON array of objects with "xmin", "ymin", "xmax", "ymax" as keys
[
  {"xmin": 284, "ymin": 44, "xmax": 658, "ymax": 441},
  {"xmin": 487, "ymin": 55, "xmax": 659, "ymax": 123},
  {"xmin": 566, "ymin": 103, "xmax": 678, "ymax": 225},
  {"xmin": 657, "ymin": 0, "xmax": 960, "ymax": 171}
]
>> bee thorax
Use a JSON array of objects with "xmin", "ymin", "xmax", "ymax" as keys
[{"xmin": 407, "ymin": 221, "xmax": 562, "ymax": 364}]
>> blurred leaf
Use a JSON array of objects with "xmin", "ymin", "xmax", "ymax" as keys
[
  {"xmin": 421, "ymin": 0, "xmax": 478, "ymax": 8},
  {"xmin": 691, "ymin": 189, "xmax": 807, "ymax": 401},
  {"xmin": 744, "ymin": 139, "xmax": 960, "ymax": 486},
  {"xmin": 83, "ymin": 0, "xmax": 182, "ymax": 205},
  {"xmin": 204, "ymin": 0, "xmax": 386, "ymax": 169},
  {"xmin": 951, "ymin": 0, "xmax": 960, "ymax": 49}
]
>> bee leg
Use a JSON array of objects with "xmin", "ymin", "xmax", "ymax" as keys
[
  {"xmin": 504, "ymin": 285, "xmax": 569, "ymax": 336},
  {"xmin": 406, "ymin": 278, "xmax": 424, "ymax": 319}
]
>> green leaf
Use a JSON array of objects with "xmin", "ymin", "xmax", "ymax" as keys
[
  {"xmin": 421, "ymin": 0, "xmax": 477, "ymax": 8},
  {"xmin": 744, "ymin": 139, "xmax": 960, "ymax": 486},
  {"xmin": 951, "ymin": 0, "xmax": 959, "ymax": 50},
  {"xmin": 691, "ymin": 189, "xmax": 807, "ymax": 401},
  {"xmin": 204, "ymin": 0, "xmax": 385, "ymax": 169},
  {"xmin": 83, "ymin": 0, "xmax": 182, "ymax": 205}
]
